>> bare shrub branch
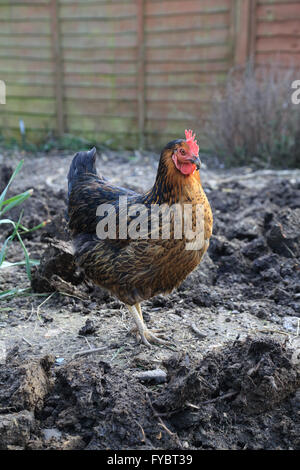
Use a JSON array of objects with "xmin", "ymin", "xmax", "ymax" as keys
[{"xmin": 205, "ymin": 62, "xmax": 300, "ymax": 168}]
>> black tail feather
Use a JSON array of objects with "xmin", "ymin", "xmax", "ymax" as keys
[{"xmin": 67, "ymin": 147, "xmax": 97, "ymax": 197}]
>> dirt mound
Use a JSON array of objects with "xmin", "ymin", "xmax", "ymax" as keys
[
  {"xmin": 0, "ymin": 353, "xmax": 54, "ymax": 450},
  {"xmin": 153, "ymin": 338, "xmax": 300, "ymax": 450},
  {"xmin": 156, "ymin": 338, "xmax": 299, "ymax": 414},
  {"xmin": 205, "ymin": 178, "xmax": 300, "ymax": 319},
  {"xmin": 0, "ymin": 337, "xmax": 298, "ymax": 450},
  {"xmin": 39, "ymin": 359, "xmax": 173, "ymax": 450},
  {"xmin": 0, "ymin": 351, "xmax": 53, "ymax": 413}
]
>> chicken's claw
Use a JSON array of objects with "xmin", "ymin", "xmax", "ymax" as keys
[
  {"xmin": 140, "ymin": 328, "xmax": 171, "ymax": 347},
  {"xmin": 127, "ymin": 305, "xmax": 172, "ymax": 348}
]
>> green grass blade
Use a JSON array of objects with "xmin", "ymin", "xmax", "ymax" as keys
[
  {"xmin": 19, "ymin": 219, "xmax": 49, "ymax": 235},
  {"xmin": 16, "ymin": 231, "xmax": 32, "ymax": 280},
  {"xmin": 0, "ymin": 236, "xmax": 13, "ymax": 266},
  {"xmin": 0, "ymin": 214, "xmax": 23, "ymax": 267},
  {"xmin": 0, "ymin": 288, "xmax": 30, "ymax": 300},
  {"xmin": 0, "ymin": 160, "xmax": 24, "ymax": 210},
  {"xmin": 0, "ymin": 218, "xmax": 17, "ymax": 227},
  {"xmin": 0, "ymin": 219, "xmax": 19, "ymax": 266},
  {"xmin": 0, "ymin": 259, "xmax": 40, "ymax": 269},
  {"xmin": 0, "ymin": 189, "xmax": 33, "ymax": 216},
  {"xmin": 0, "ymin": 161, "xmax": 43, "ymax": 284},
  {"xmin": 1, "ymin": 189, "xmax": 32, "ymax": 206}
]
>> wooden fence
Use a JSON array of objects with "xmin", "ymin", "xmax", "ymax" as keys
[{"xmin": 0, "ymin": 0, "xmax": 299, "ymax": 149}]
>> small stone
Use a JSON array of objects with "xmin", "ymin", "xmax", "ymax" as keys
[
  {"xmin": 133, "ymin": 369, "xmax": 167, "ymax": 384},
  {"xmin": 42, "ymin": 428, "xmax": 62, "ymax": 441}
]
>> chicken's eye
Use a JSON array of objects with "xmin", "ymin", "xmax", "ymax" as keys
[{"xmin": 180, "ymin": 149, "xmax": 186, "ymax": 156}]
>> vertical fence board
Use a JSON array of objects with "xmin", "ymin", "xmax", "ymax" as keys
[
  {"xmin": 233, "ymin": 0, "xmax": 252, "ymax": 66},
  {"xmin": 249, "ymin": 0, "xmax": 257, "ymax": 62},
  {"xmin": 50, "ymin": 0, "xmax": 64, "ymax": 136},
  {"xmin": 137, "ymin": 0, "xmax": 145, "ymax": 148}
]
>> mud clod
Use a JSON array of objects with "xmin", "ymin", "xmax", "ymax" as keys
[
  {"xmin": 0, "ymin": 411, "xmax": 36, "ymax": 450},
  {"xmin": 78, "ymin": 319, "xmax": 97, "ymax": 336},
  {"xmin": 31, "ymin": 240, "xmax": 84, "ymax": 293},
  {"xmin": 0, "ymin": 355, "xmax": 53, "ymax": 413}
]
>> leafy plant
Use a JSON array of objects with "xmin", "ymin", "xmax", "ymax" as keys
[{"xmin": 0, "ymin": 160, "xmax": 45, "ymax": 296}]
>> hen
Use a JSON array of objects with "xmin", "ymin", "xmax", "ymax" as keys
[{"xmin": 67, "ymin": 130, "xmax": 213, "ymax": 347}]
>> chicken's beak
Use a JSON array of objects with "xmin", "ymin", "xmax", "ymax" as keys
[{"xmin": 189, "ymin": 156, "xmax": 201, "ymax": 170}]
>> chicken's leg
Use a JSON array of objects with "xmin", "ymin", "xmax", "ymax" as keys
[
  {"xmin": 127, "ymin": 304, "xmax": 170, "ymax": 348},
  {"xmin": 135, "ymin": 303, "xmax": 143, "ymax": 321}
]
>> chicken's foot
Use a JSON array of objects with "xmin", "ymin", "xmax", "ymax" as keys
[{"xmin": 127, "ymin": 304, "xmax": 170, "ymax": 348}]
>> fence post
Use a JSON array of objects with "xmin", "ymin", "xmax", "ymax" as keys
[
  {"xmin": 249, "ymin": 0, "xmax": 257, "ymax": 63},
  {"xmin": 50, "ymin": 0, "xmax": 64, "ymax": 137},
  {"xmin": 137, "ymin": 0, "xmax": 145, "ymax": 149},
  {"xmin": 233, "ymin": 0, "xmax": 256, "ymax": 67}
]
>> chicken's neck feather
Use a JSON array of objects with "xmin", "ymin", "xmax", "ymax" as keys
[{"xmin": 143, "ymin": 152, "xmax": 202, "ymax": 205}]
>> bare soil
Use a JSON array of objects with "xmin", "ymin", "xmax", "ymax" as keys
[{"xmin": 0, "ymin": 148, "xmax": 299, "ymax": 450}]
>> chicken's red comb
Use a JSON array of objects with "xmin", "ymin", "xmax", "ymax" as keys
[{"xmin": 185, "ymin": 129, "xmax": 199, "ymax": 156}]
